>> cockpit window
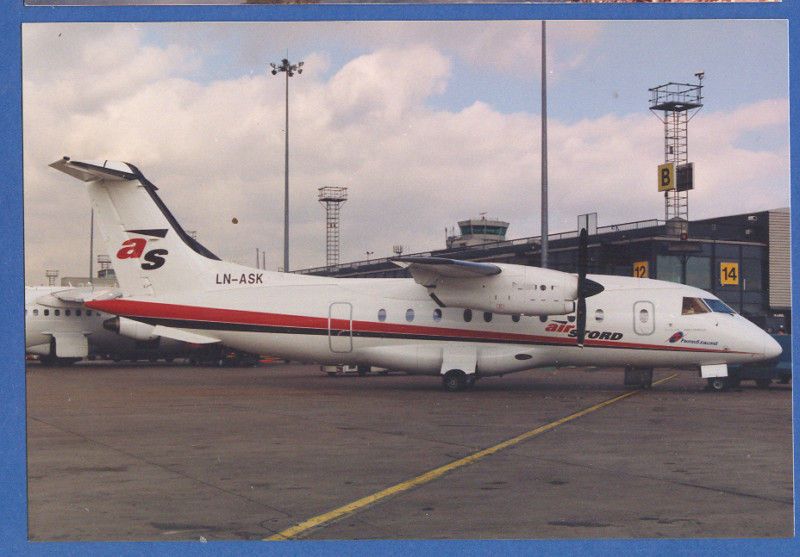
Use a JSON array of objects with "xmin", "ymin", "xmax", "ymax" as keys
[
  {"xmin": 682, "ymin": 297, "xmax": 710, "ymax": 315},
  {"xmin": 703, "ymin": 298, "xmax": 736, "ymax": 315}
]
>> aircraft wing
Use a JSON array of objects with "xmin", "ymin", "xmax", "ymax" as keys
[{"xmin": 393, "ymin": 256, "xmax": 501, "ymax": 284}]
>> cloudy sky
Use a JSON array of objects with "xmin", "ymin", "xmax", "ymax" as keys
[{"xmin": 23, "ymin": 20, "xmax": 788, "ymax": 283}]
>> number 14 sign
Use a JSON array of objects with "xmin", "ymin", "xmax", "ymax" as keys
[{"xmin": 720, "ymin": 262, "xmax": 739, "ymax": 286}]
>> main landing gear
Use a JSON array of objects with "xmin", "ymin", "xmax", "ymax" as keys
[
  {"xmin": 707, "ymin": 377, "xmax": 731, "ymax": 392},
  {"xmin": 442, "ymin": 369, "xmax": 477, "ymax": 392}
]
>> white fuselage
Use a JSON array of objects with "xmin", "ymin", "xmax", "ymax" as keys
[
  {"xmin": 86, "ymin": 271, "xmax": 777, "ymax": 377},
  {"xmin": 51, "ymin": 156, "xmax": 779, "ymax": 379}
]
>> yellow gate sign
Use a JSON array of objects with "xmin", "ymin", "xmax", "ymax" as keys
[
  {"xmin": 658, "ymin": 162, "xmax": 675, "ymax": 192},
  {"xmin": 720, "ymin": 262, "xmax": 739, "ymax": 286},
  {"xmin": 633, "ymin": 261, "xmax": 649, "ymax": 278}
]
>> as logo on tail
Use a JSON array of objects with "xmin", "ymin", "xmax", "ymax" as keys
[{"xmin": 116, "ymin": 229, "xmax": 169, "ymax": 270}]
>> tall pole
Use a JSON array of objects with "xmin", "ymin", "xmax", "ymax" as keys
[
  {"xmin": 270, "ymin": 57, "xmax": 304, "ymax": 273},
  {"xmin": 89, "ymin": 208, "xmax": 94, "ymax": 279},
  {"xmin": 540, "ymin": 21, "xmax": 549, "ymax": 269},
  {"xmin": 283, "ymin": 69, "xmax": 290, "ymax": 273}
]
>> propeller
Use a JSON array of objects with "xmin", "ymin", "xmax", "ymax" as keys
[{"xmin": 575, "ymin": 228, "xmax": 604, "ymax": 347}]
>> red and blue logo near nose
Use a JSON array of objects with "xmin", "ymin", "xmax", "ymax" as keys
[{"xmin": 668, "ymin": 331, "xmax": 684, "ymax": 343}]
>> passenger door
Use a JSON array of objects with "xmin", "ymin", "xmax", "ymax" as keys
[
  {"xmin": 633, "ymin": 301, "xmax": 655, "ymax": 335},
  {"xmin": 328, "ymin": 302, "xmax": 353, "ymax": 353}
]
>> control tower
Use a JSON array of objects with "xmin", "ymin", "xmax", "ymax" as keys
[{"xmin": 446, "ymin": 216, "xmax": 509, "ymax": 249}]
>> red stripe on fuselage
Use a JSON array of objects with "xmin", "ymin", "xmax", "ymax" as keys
[{"xmin": 85, "ymin": 298, "xmax": 741, "ymax": 354}]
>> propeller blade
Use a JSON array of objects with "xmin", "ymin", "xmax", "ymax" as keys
[{"xmin": 576, "ymin": 228, "xmax": 588, "ymax": 347}]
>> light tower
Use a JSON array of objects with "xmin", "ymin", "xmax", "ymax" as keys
[
  {"xmin": 45, "ymin": 269, "xmax": 58, "ymax": 286},
  {"xmin": 318, "ymin": 186, "xmax": 348, "ymax": 267},
  {"xmin": 270, "ymin": 57, "xmax": 304, "ymax": 273},
  {"xmin": 649, "ymin": 73, "xmax": 704, "ymax": 224}
]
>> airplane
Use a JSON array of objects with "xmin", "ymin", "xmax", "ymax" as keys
[
  {"xmin": 25, "ymin": 285, "xmax": 225, "ymax": 365},
  {"xmin": 49, "ymin": 156, "xmax": 782, "ymax": 391}
]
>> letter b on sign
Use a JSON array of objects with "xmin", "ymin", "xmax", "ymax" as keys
[{"xmin": 658, "ymin": 163, "xmax": 675, "ymax": 192}]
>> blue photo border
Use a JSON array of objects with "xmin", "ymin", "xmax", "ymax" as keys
[{"xmin": 1, "ymin": 0, "xmax": 797, "ymax": 555}]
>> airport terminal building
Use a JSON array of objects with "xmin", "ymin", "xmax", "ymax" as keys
[{"xmin": 297, "ymin": 209, "xmax": 792, "ymax": 332}]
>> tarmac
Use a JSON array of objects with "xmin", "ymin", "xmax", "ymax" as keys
[{"xmin": 26, "ymin": 362, "xmax": 792, "ymax": 541}]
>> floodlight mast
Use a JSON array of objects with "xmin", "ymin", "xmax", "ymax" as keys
[
  {"xmin": 648, "ymin": 74, "xmax": 704, "ymax": 222},
  {"xmin": 270, "ymin": 57, "xmax": 304, "ymax": 273},
  {"xmin": 540, "ymin": 20, "xmax": 549, "ymax": 269}
]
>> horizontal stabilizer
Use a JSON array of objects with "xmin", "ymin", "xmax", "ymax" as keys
[
  {"xmin": 49, "ymin": 157, "xmax": 137, "ymax": 183},
  {"xmin": 394, "ymin": 256, "xmax": 501, "ymax": 280},
  {"xmin": 152, "ymin": 325, "xmax": 220, "ymax": 345},
  {"xmin": 52, "ymin": 287, "xmax": 122, "ymax": 304},
  {"xmin": 34, "ymin": 287, "xmax": 121, "ymax": 308}
]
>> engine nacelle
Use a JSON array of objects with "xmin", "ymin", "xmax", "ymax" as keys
[
  {"xmin": 426, "ymin": 264, "xmax": 578, "ymax": 316},
  {"xmin": 103, "ymin": 316, "xmax": 157, "ymax": 341}
]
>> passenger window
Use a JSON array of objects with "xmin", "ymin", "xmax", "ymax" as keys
[
  {"xmin": 65, "ymin": 309, "xmax": 71, "ymax": 316},
  {"xmin": 76, "ymin": 310, "xmax": 82, "ymax": 317},
  {"xmin": 682, "ymin": 297, "xmax": 709, "ymax": 315},
  {"xmin": 595, "ymin": 309, "xmax": 604, "ymax": 322},
  {"xmin": 539, "ymin": 315, "xmax": 548, "ymax": 323},
  {"xmin": 639, "ymin": 309, "xmax": 649, "ymax": 323},
  {"xmin": 511, "ymin": 314, "xmax": 520, "ymax": 323},
  {"xmin": 377, "ymin": 308, "xmax": 386, "ymax": 322},
  {"xmin": 483, "ymin": 312, "xmax": 493, "ymax": 323},
  {"xmin": 54, "ymin": 310, "xmax": 60, "ymax": 316},
  {"xmin": 33, "ymin": 309, "xmax": 39, "ymax": 316},
  {"xmin": 405, "ymin": 308, "xmax": 415, "ymax": 322},
  {"xmin": 86, "ymin": 310, "xmax": 92, "ymax": 316},
  {"xmin": 44, "ymin": 309, "xmax": 49, "ymax": 316},
  {"xmin": 432, "ymin": 309, "xmax": 442, "ymax": 322},
  {"xmin": 463, "ymin": 309, "xmax": 472, "ymax": 322}
]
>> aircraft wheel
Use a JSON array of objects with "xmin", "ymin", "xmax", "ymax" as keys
[
  {"xmin": 442, "ymin": 370, "xmax": 467, "ymax": 392},
  {"xmin": 755, "ymin": 378, "xmax": 772, "ymax": 389},
  {"xmin": 707, "ymin": 377, "xmax": 730, "ymax": 392}
]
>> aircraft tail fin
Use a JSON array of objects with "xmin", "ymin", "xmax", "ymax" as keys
[{"xmin": 50, "ymin": 157, "xmax": 251, "ymax": 297}]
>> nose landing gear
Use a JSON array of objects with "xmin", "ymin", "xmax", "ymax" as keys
[{"xmin": 707, "ymin": 377, "xmax": 731, "ymax": 392}]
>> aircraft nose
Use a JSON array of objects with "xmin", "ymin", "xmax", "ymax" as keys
[{"xmin": 763, "ymin": 334, "xmax": 783, "ymax": 360}]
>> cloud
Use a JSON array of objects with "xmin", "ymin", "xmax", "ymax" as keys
[{"xmin": 22, "ymin": 23, "xmax": 788, "ymax": 285}]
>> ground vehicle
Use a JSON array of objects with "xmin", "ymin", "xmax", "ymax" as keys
[
  {"xmin": 723, "ymin": 334, "xmax": 791, "ymax": 390},
  {"xmin": 321, "ymin": 364, "xmax": 387, "ymax": 377}
]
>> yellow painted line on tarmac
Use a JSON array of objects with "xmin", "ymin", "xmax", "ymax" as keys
[{"xmin": 265, "ymin": 373, "xmax": 678, "ymax": 541}]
